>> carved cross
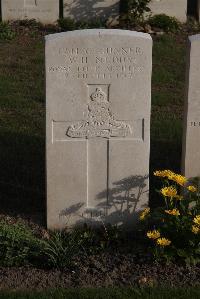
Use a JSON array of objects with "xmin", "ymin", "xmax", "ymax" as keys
[{"xmin": 53, "ymin": 84, "xmax": 136, "ymax": 214}]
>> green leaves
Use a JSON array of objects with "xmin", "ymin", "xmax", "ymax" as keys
[
  {"xmin": 144, "ymin": 170, "xmax": 200, "ymax": 265},
  {"xmin": 44, "ymin": 230, "xmax": 82, "ymax": 269},
  {"xmin": 148, "ymin": 14, "xmax": 180, "ymax": 32},
  {"xmin": 120, "ymin": 0, "xmax": 151, "ymax": 27},
  {"xmin": 0, "ymin": 22, "xmax": 16, "ymax": 40},
  {"xmin": 0, "ymin": 221, "xmax": 44, "ymax": 267}
]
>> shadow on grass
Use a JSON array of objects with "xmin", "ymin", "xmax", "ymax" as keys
[
  {"xmin": 150, "ymin": 139, "xmax": 182, "ymax": 208},
  {"xmin": 0, "ymin": 131, "xmax": 45, "ymax": 225},
  {"xmin": 0, "ymin": 124, "xmax": 182, "ymax": 227}
]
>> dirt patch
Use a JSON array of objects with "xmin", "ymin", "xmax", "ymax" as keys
[{"xmin": 0, "ymin": 254, "xmax": 200, "ymax": 290}]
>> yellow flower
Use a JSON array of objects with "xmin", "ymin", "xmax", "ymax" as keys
[
  {"xmin": 192, "ymin": 225, "xmax": 200, "ymax": 234},
  {"xmin": 147, "ymin": 230, "xmax": 160, "ymax": 240},
  {"xmin": 171, "ymin": 174, "xmax": 187, "ymax": 186},
  {"xmin": 187, "ymin": 185, "xmax": 197, "ymax": 192},
  {"xmin": 157, "ymin": 238, "xmax": 171, "ymax": 246},
  {"xmin": 193, "ymin": 215, "xmax": 200, "ymax": 226},
  {"xmin": 154, "ymin": 170, "xmax": 174, "ymax": 178},
  {"xmin": 161, "ymin": 186, "xmax": 177, "ymax": 197},
  {"xmin": 165, "ymin": 209, "xmax": 180, "ymax": 216},
  {"xmin": 139, "ymin": 208, "xmax": 150, "ymax": 221},
  {"xmin": 154, "ymin": 170, "xmax": 187, "ymax": 186}
]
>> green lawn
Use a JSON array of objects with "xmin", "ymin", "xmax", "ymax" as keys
[
  {"xmin": 0, "ymin": 32, "xmax": 186, "ymax": 219},
  {"xmin": 0, "ymin": 287, "xmax": 200, "ymax": 299},
  {"xmin": 0, "ymin": 25, "xmax": 198, "ymax": 297},
  {"xmin": 0, "ymin": 35, "xmax": 45, "ymax": 221}
]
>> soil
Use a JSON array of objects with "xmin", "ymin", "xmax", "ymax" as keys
[{"xmin": 0, "ymin": 254, "xmax": 200, "ymax": 290}]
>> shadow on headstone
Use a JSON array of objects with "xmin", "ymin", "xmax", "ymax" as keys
[
  {"xmin": 59, "ymin": 174, "xmax": 148, "ymax": 228},
  {"xmin": 63, "ymin": 0, "xmax": 119, "ymax": 20}
]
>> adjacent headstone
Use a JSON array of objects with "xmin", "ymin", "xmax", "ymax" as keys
[
  {"xmin": 149, "ymin": 0, "xmax": 187, "ymax": 22},
  {"xmin": 46, "ymin": 29, "xmax": 152, "ymax": 229},
  {"xmin": 182, "ymin": 35, "xmax": 200, "ymax": 179},
  {"xmin": 63, "ymin": 0, "xmax": 119, "ymax": 21},
  {"xmin": 1, "ymin": 0, "xmax": 59, "ymax": 24},
  {"xmin": 198, "ymin": 0, "xmax": 200, "ymax": 22}
]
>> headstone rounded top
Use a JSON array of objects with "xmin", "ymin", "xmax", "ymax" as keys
[
  {"xmin": 45, "ymin": 29, "xmax": 152, "ymax": 42},
  {"xmin": 189, "ymin": 34, "xmax": 200, "ymax": 43}
]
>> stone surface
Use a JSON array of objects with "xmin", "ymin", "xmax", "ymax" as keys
[
  {"xmin": 149, "ymin": 0, "xmax": 187, "ymax": 22},
  {"xmin": 198, "ymin": 0, "xmax": 200, "ymax": 22},
  {"xmin": 182, "ymin": 35, "xmax": 200, "ymax": 180},
  {"xmin": 46, "ymin": 29, "xmax": 152, "ymax": 229},
  {"xmin": 63, "ymin": 0, "xmax": 119, "ymax": 21},
  {"xmin": 1, "ymin": 0, "xmax": 59, "ymax": 24}
]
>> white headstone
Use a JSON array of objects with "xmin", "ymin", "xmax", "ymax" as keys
[
  {"xmin": 198, "ymin": 0, "xmax": 200, "ymax": 22},
  {"xmin": 182, "ymin": 35, "xmax": 200, "ymax": 180},
  {"xmin": 1, "ymin": 0, "xmax": 59, "ymax": 24},
  {"xmin": 63, "ymin": 0, "xmax": 119, "ymax": 21},
  {"xmin": 46, "ymin": 29, "xmax": 152, "ymax": 229},
  {"xmin": 149, "ymin": 0, "xmax": 187, "ymax": 22}
]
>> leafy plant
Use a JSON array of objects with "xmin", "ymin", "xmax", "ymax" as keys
[
  {"xmin": 75, "ymin": 224, "xmax": 121, "ymax": 254},
  {"xmin": 0, "ymin": 22, "xmax": 16, "ymax": 40},
  {"xmin": 18, "ymin": 19, "xmax": 42, "ymax": 29},
  {"xmin": 148, "ymin": 14, "xmax": 180, "ymax": 32},
  {"xmin": 58, "ymin": 17, "xmax": 106, "ymax": 31},
  {"xmin": 44, "ymin": 230, "xmax": 83, "ymax": 268},
  {"xmin": 58, "ymin": 17, "xmax": 76, "ymax": 31},
  {"xmin": 120, "ymin": 0, "xmax": 151, "ymax": 27},
  {"xmin": 77, "ymin": 18, "xmax": 106, "ymax": 29},
  {"xmin": 0, "ymin": 221, "xmax": 45, "ymax": 266},
  {"xmin": 140, "ymin": 170, "xmax": 200, "ymax": 265}
]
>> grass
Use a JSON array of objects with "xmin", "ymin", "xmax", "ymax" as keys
[
  {"xmin": 152, "ymin": 34, "xmax": 186, "ymax": 106},
  {"xmin": 0, "ymin": 287, "xmax": 200, "ymax": 299},
  {"xmin": 150, "ymin": 33, "xmax": 186, "ymax": 204},
  {"xmin": 0, "ymin": 30, "xmax": 187, "ymax": 220},
  {"xmin": 0, "ymin": 23, "xmax": 197, "ymax": 296},
  {"xmin": 0, "ymin": 35, "xmax": 45, "ymax": 221}
]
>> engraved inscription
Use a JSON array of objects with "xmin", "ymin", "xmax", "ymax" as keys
[
  {"xmin": 8, "ymin": 8, "xmax": 52, "ymax": 13},
  {"xmin": 66, "ymin": 87, "xmax": 132, "ymax": 139},
  {"xmin": 190, "ymin": 121, "xmax": 200, "ymax": 127},
  {"xmin": 59, "ymin": 47, "xmax": 143, "ymax": 56},
  {"xmin": 48, "ymin": 46, "xmax": 145, "ymax": 80},
  {"xmin": 9, "ymin": 0, "xmax": 52, "ymax": 14}
]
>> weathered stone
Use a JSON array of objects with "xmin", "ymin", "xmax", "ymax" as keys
[
  {"xmin": 63, "ymin": 0, "xmax": 119, "ymax": 21},
  {"xmin": 149, "ymin": 0, "xmax": 187, "ymax": 22},
  {"xmin": 46, "ymin": 29, "xmax": 152, "ymax": 229},
  {"xmin": 198, "ymin": 0, "xmax": 200, "ymax": 22},
  {"xmin": 1, "ymin": 0, "xmax": 59, "ymax": 24},
  {"xmin": 182, "ymin": 35, "xmax": 200, "ymax": 180}
]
